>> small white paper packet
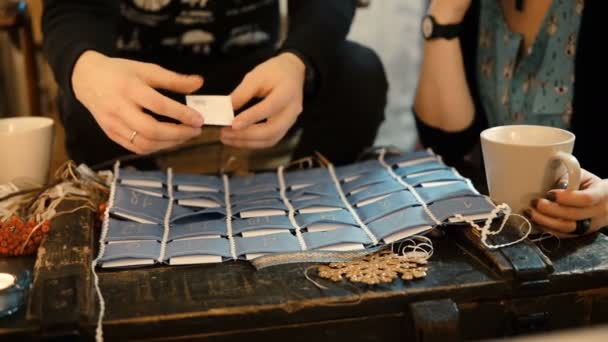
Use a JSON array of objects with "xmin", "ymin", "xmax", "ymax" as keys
[{"xmin": 186, "ymin": 95, "xmax": 235, "ymax": 126}]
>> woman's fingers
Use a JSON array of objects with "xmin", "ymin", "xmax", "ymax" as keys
[
  {"xmin": 524, "ymin": 207, "xmax": 576, "ymax": 234},
  {"xmin": 533, "ymin": 198, "xmax": 603, "ymax": 222}
]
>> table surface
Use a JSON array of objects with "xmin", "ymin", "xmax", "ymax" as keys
[{"xmin": 1, "ymin": 200, "xmax": 608, "ymax": 340}]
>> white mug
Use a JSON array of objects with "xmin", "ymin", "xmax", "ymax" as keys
[
  {"xmin": 0, "ymin": 117, "xmax": 55, "ymax": 185},
  {"xmin": 480, "ymin": 125, "xmax": 581, "ymax": 214}
]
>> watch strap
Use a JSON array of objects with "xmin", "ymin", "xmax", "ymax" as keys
[{"xmin": 424, "ymin": 14, "xmax": 463, "ymax": 40}]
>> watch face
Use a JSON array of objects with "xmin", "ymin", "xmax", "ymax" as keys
[{"xmin": 422, "ymin": 16, "xmax": 433, "ymax": 39}]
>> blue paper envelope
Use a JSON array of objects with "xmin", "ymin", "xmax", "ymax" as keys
[
  {"xmin": 166, "ymin": 237, "xmax": 232, "ymax": 260},
  {"xmin": 173, "ymin": 190, "xmax": 224, "ymax": 202},
  {"xmin": 110, "ymin": 186, "xmax": 170, "ymax": 224},
  {"xmin": 291, "ymin": 196, "xmax": 345, "ymax": 213},
  {"xmin": 356, "ymin": 191, "xmax": 419, "ymax": 224},
  {"xmin": 416, "ymin": 181, "xmax": 477, "ymax": 204},
  {"xmin": 230, "ymin": 190, "xmax": 282, "ymax": 205},
  {"xmin": 99, "ymin": 240, "xmax": 161, "ymax": 267},
  {"xmin": 231, "ymin": 215, "xmax": 294, "ymax": 236},
  {"xmin": 171, "ymin": 206, "xmax": 227, "ymax": 223},
  {"xmin": 230, "ymin": 173, "xmax": 279, "ymax": 195},
  {"xmin": 383, "ymin": 150, "xmax": 435, "ymax": 167},
  {"xmin": 123, "ymin": 186, "xmax": 167, "ymax": 198},
  {"xmin": 341, "ymin": 169, "xmax": 392, "ymax": 194},
  {"xmin": 173, "ymin": 173, "xmax": 222, "ymax": 192},
  {"xmin": 231, "ymin": 199, "xmax": 287, "ymax": 217},
  {"xmin": 288, "ymin": 182, "xmax": 338, "ymax": 200},
  {"xmin": 302, "ymin": 226, "xmax": 372, "ymax": 250},
  {"xmin": 334, "ymin": 159, "xmax": 381, "ymax": 180},
  {"xmin": 169, "ymin": 219, "xmax": 228, "ymax": 241},
  {"xmin": 295, "ymin": 210, "xmax": 359, "ymax": 228},
  {"xmin": 404, "ymin": 169, "xmax": 464, "ymax": 187},
  {"xmin": 367, "ymin": 206, "xmax": 436, "ymax": 242},
  {"xmin": 347, "ymin": 180, "xmax": 404, "ymax": 205},
  {"xmin": 119, "ymin": 169, "xmax": 166, "ymax": 188},
  {"xmin": 284, "ymin": 168, "xmax": 333, "ymax": 188},
  {"xmin": 105, "ymin": 219, "xmax": 164, "ymax": 242},
  {"xmin": 429, "ymin": 196, "xmax": 496, "ymax": 222},
  {"xmin": 394, "ymin": 160, "xmax": 449, "ymax": 178},
  {"xmin": 234, "ymin": 234, "xmax": 302, "ymax": 257}
]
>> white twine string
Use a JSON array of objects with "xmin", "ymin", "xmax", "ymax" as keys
[
  {"xmin": 454, "ymin": 203, "xmax": 533, "ymax": 249},
  {"xmin": 529, "ymin": 232, "xmax": 557, "ymax": 243},
  {"xmin": 327, "ymin": 164, "xmax": 378, "ymax": 245},
  {"xmin": 222, "ymin": 175, "xmax": 237, "ymax": 259},
  {"xmin": 277, "ymin": 166, "xmax": 307, "ymax": 251},
  {"xmin": 19, "ymin": 220, "xmax": 45, "ymax": 254},
  {"xmin": 377, "ymin": 149, "xmax": 442, "ymax": 225},
  {"xmin": 304, "ymin": 265, "xmax": 329, "ymax": 290},
  {"xmin": 396, "ymin": 235, "xmax": 434, "ymax": 260},
  {"xmin": 158, "ymin": 168, "xmax": 173, "ymax": 262},
  {"xmin": 91, "ymin": 161, "xmax": 120, "ymax": 342}
]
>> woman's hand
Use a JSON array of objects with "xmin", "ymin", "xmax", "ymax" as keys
[
  {"xmin": 72, "ymin": 51, "xmax": 205, "ymax": 155},
  {"xmin": 526, "ymin": 169, "xmax": 608, "ymax": 238}
]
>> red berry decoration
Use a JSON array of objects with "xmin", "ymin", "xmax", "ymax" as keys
[{"xmin": 0, "ymin": 215, "xmax": 51, "ymax": 257}]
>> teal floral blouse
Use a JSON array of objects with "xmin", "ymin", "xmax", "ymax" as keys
[{"xmin": 477, "ymin": 0, "xmax": 584, "ymax": 129}]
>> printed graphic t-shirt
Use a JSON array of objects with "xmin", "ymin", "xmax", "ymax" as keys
[{"xmin": 116, "ymin": 0, "xmax": 280, "ymax": 62}]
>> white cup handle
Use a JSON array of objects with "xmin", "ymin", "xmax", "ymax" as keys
[{"xmin": 553, "ymin": 151, "xmax": 581, "ymax": 191}]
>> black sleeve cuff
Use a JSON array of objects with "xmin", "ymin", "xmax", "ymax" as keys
[{"xmin": 414, "ymin": 109, "xmax": 484, "ymax": 164}]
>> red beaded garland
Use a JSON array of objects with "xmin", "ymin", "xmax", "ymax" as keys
[{"xmin": 0, "ymin": 215, "xmax": 51, "ymax": 256}]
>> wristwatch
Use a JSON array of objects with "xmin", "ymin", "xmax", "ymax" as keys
[{"xmin": 421, "ymin": 14, "xmax": 463, "ymax": 40}]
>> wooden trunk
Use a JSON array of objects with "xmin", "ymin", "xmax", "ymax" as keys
[{"xmin": 1, "ymin": 201, "xmax": 608, "ymax": 341}]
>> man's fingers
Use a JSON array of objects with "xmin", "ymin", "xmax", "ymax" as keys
[
  {"xmin": 111, "ymin": 131, "xmax": 187, "ymax": 155},
  {"xmin": 135, "ymin": 62, "xmax": 203, "ymax": 94},
  {"xmin": 94, "ymin": 112, "xmax": 186, "ymax": 154},
  {"xmin": 231, "ymin": 86, "xmax": 293, "ymax": 130},
  {"xmin": 230, "ymin": 71, "xmax": 266, "ymax": 112},
  {"xmin": 222, "ymin": 105, "xmax": 296, "ymax": 142},
  {"xmin": 107, "ymin": 121, "xmax": 187, "ymax": 154},
  {"xmin": 91, "ymin": 113, "xmax": 144, "ymax": 154},
  {"xmin": 220, "ymin": 137, "xmax": 275, "ymax": 149},
  {"xmin": 130, "ymin": 83, "xmax": 204, "ymax": 127},
  {"xmin": 222, "ymin": 122, "xmax": 280, "ymax": 142},
  {"xmin": 110, "ymin": 102, "xmax": 202, "ymax": 141}
]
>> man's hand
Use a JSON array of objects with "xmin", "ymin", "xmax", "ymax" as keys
[
  {"xmin": 72, "ymin": 51, "xmax": 205, "ymax": 155},
  {"xmin": 220, "ymin": 52, "xmax": 306, "ymax": 149}
]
